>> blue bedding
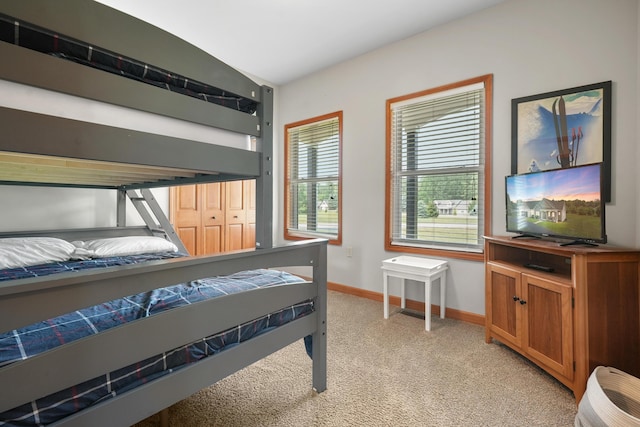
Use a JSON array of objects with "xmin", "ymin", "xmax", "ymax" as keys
[{"xmin": 0, "ymin": 253, "xmax": 312, "ymax": 426}]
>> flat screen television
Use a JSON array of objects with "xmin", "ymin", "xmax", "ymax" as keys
[{"xmin": 505, "ymin": 163, "xmax": 606, "ymax": 245}]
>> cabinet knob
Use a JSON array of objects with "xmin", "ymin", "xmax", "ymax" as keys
[
  {"xmin": 512, "ymin": 296, "xmax": 520, "ymax": 302},
  {"xmin": 519, "ymin": 300, "xmax": 527, "ymax": 305}
]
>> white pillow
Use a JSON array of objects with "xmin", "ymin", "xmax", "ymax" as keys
[
  {"xmin": 0, "ymin": 237, "xmax": 76, "ymax": 270},
  {"xmin": 72, "ymin": 236, "xmax": 179, "ymax": 258}
]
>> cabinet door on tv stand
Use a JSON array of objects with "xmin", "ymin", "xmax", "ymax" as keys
[
  {"xmin": 522, "ymin": 273, "xmax": 574, "ymax": 382},
  {"xmin": 486, "ymin": 263, "xmax": 522, "ymax": 349}
]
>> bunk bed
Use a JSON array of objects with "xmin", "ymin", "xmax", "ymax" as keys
[{"xmin": 0, "ymin": 2, "xmax": 327, "ymax": 426}]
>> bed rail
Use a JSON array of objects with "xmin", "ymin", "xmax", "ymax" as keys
[
  {"xmin": 60, "ymin": 314, "xmax": 320, "ymax": 427},
  {"xmin": 0, "ymin": 108, "xmax": 261, "ymax": 189},
  {"xmin": 0, "ymin": 239, "xmax": 327, "ymax": 333}
]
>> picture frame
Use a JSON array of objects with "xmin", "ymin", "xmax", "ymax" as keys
[{"xmin": 511, "ymin": 80, "xmax": 612, "ymax": 202}]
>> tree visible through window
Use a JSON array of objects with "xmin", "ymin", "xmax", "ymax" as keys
[
  {"xmin": 285, "ymin": 111, "xmax": 342, "ymax": 244},
  {"xmin": 385, "ymin": 75, "xmax": 492, "ymax": 260}
]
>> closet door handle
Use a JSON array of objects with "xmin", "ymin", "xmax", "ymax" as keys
[
  {"xmin": 512, "ymin": 296, "xmax": 520, "ymax": 302},
  {"xmin": 519, "ymin": 300, "xmax": 527, "ymax": 305}
]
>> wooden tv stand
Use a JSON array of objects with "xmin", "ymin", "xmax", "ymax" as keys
[{"xmin": 484, "ymin": 235, "xmax": 640, "ymax": 402}]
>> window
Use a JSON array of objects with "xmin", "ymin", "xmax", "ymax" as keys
[
  {"xmin": 285, "ymin": 111, "xmax": 342, "ymax": 244},
  {"xmin": 385, "ymin": 75, "xmax": 492, "ymax": 260}
]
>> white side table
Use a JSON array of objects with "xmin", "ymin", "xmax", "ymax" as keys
[{"xmin": 382, "ymin": 256, "xmax": 448, "ymax": 331}]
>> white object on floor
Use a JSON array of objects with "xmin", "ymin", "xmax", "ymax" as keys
[
  {"xmin": 575, "ymin": 366, "xmax": 640, "ymax": 427},
  {"xmin": 382, "ymin": 256, "xmax": 448, "ymax": 331}
]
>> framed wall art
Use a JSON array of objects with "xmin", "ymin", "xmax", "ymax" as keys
[{"xmin": 511, "ymin": 80, "xmax": 612, "ymax": 201}]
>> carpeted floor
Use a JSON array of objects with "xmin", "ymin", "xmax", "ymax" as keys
[{"xmin": 135, "ymin": 290, "xmax": 577, "ymax": 426}]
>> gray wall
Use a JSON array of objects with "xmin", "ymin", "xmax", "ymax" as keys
[{"xmin": 275, "ymin": 0, "xmax": 639, "ymax": 315}]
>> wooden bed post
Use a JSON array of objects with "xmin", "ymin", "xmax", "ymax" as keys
[{"xmin": 256, "ymin": 85, "xmax": 274, "ymax": 250}]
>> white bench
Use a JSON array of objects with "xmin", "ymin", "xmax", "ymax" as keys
[{"xmin": 382, "ymin": 256, "xmax": 448, "ymax": 331}]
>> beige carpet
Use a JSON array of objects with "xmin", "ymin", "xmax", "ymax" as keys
[{"xmin": 135, "ymin": 290, "xmax": 577, "ymax": 426}]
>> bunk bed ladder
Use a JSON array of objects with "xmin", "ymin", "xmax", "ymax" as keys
[{"xmin": 123, "ymin": 189, "xmax": 188, "ymax": 254}]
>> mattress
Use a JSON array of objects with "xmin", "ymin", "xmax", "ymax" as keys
[{"xmin": 0, "ymin": 253, "xmax": 312, "ymax": 426}]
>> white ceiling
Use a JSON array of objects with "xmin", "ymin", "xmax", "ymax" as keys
[{"xmin": 97, "ymin": 0, "xmax": 506, "ymax": 85}]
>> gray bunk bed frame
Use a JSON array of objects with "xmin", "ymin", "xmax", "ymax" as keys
[{"xmin": 0, "ymin": 2, "xmax": 327, "ymax": 426}]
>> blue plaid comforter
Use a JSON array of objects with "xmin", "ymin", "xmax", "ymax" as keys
[{"xmin": 0, "ymin": 254, "xmax": 311, "ymax": 426}]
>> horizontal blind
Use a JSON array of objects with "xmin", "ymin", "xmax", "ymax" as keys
[
  {"xmin": 288, "ymin": 117, "xmax": 340, "ymax": 181},
  {"xmin": 390, "ymin": 83, "xmax": 485, "ymax": 251},
  {"xmin": 287, "ymin": 115, "xmax": 340, "ymax": 239}
]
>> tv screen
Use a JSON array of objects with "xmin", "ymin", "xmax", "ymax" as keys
[{"xmin": 505, "ymin": 163, "xmax": 606, "ymax": 245}]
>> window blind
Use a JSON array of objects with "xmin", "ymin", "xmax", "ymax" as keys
[
  {"xmin": 389, "ymin": 82, "xmax": 485, "ymax": 252},
  {"xmin": 287, "ymin": 115, "xmax": 340, "ymax": 240}
]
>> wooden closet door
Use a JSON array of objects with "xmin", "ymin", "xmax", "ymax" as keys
[
  {"xmin": 225, "ymin": 180, "xmax": 248, "ymax": 251},
  {"xmin": 201, "ymin": 183, "xmax": 225, "ymax": 255},
  {"xmin": 245, "ymin": 180, "xmax": 256, "ymax": 248},
  {"xmin": 170, "ymin": 185, "xmax": 201, "ymax": 255},
  {"xmin": 170, "ymin": 182, "xmax": 255, "ymax": 255}
]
